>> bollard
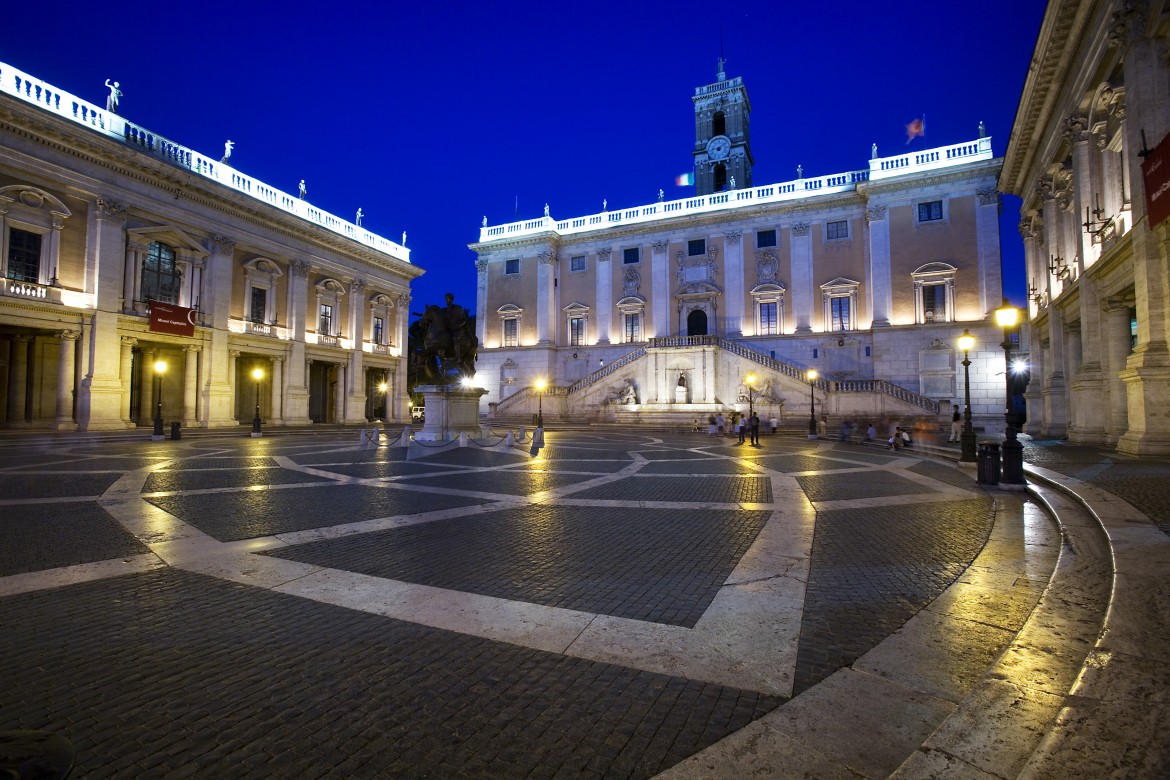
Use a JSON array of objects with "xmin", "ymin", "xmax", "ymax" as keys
[
  {"xmin": 505, "ymin": 431, "xmax": 514, "ymax": 446},
  {"xmin": 459, "ymin": 432, "xmax": 469, "ymax": 447},
  {"xmin": 170, "ymin": 421, "xmax": 181, "ymax": 440},
  {"xmin": 359, "ymin": 427, "xmax": 367, "ymax": 446},
  {"xmin": 371, "ymin": 426, "xmax": 380, "ymax": 444}
]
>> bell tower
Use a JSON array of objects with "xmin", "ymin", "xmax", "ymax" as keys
[{"xmin": 692, "ymin": 58, "xmax": 753, "ymax": 196}]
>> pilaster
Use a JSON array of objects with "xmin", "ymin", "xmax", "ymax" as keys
[
  {"xmin": 865, "ymin": 206, "xmax": 891, "ymax": 327},
  {"xmin": 723, "ymin": 231, "xmax": 744, "ymax": 336},
  {"xmin": 536, "ymin": 249, "xmax": 556, "ymax": 345},
  {"xmin": 651, "ymin": 241, "xmax": 669, "ymax": 337},
  {"xmin": 595, "ymin": 249, "xmax": 612, "ymax": 344},
  {"xmin": 975, "ymin": 189, "xmax": 1002, "ymax": 316},
  {"xmin": 790, "ymin": 223, "xmax": 813, "ymax": 333},
  {"xmin": 53, "ymin": 331, "xmax": 80, "ymax": 431}
]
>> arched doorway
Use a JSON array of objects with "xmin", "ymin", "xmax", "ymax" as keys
[{"xmin": 687, "ymin": 309, "xmax": 708, "ymax": 336}]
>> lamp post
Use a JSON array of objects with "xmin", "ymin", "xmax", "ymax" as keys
[
  {"xmin": 958, "ymin": 329, "xmax": 976, "ymax": 463},
  {"xmin": 251, "ymin": 367, "xmax": 263, "ymax": 437},
  {"xmin": 807, "ymin": 369, "xmax": 818, "ymax": 439},
  {"xmin": 995, "ymin": 300, "xmax": 1025, "ymax": 484},
  {"xmin": 152, "ymin": 359, "xmax": 167, "ymax": 440},
  {"xmin": 535, "ymin": 379, "xmax": 545, "ymax": 428},
  {"xmin": 745, "ymin": 373, "xmax": 756, "ymax": 418}
]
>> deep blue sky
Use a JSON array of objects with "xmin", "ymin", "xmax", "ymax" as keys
[{"xmin": 3, "ymin": 0, "xmax": 1044, "ymax": 314}]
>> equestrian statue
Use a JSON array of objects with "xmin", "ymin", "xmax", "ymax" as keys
[{"xmin": 412, "ymin": 293, "xmax": 478, "ymax": 385}]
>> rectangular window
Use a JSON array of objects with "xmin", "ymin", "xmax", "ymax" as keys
[
  {"xmin": 319, "ymin": 304, "xmax": 333, "ymax": 335},
  {"xmin": 624, "ymin": 313, "xmax": 641, "ymax": 342},
  {"xmin": 918, "ymin": 201, "xmax": 943, "ymax": 222},
  {"xmin": 688, "ymin": 239, "xmax": 706, "ymax": 256},
  {"xmin": 250, "ymin": 287, "xmax": 267, "ymax": 323},
  {"xmin": 623, "ymin": 247, "xmax": 639, "ymax": 264},
  {"xmin": 6, "ymin": 228, "xmax": 41, "ymax": 283},
  {"xmin": 569, "ymin": 317, "xmax": 585, "ymax": 346},
  {"xmin": 922, "ymin": 284, "xmax": 946, "ymax": 322},
  {"xmin": 570, "ymin": 255, "xmax": 586, "ymax": 272},
  {"xmin": 826, "ymin": 220, "xmax": 849, "ymax": 240},
  {"xmin": 830, "ymin": 297, "xmax": 851, "ymax": 331},
  {"xmin": 373, "ymin": 316, "xmax": 385, "ymax": 344},
  {"xmin": 503, "ymin": 318, "xmax": 518, "ymax": 347},
  {"xmin": 756, "ymin": 229, "xmax": 777, "ymax": 248},
  {"xmin": 759, "ymin": 302, "xmax": 778, "ymax": 335},
  {"xmin": 504, "ymin": 258, "xmax": 520, "ymax": 275}
]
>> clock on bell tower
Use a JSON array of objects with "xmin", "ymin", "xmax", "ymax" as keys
[{"xmin": 692, "ymin": 58, "xmax": 753, "ymax": 196}]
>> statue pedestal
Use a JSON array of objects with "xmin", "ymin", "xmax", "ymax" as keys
[
  {"xmin": 674, "ymin": 386, "xmax": 687, "ymax": 404},
  {"xmin": 414, "ymin": 384, "xmax": 488, "ymax": 441}
]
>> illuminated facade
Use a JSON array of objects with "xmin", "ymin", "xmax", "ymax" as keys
[
  {"xmin": 0, "ymin": 61, "xmax": 422, "ymax": 431},
  {"xmin": 1001, "ymin": 0, "xmax": 1170, "ymax": 453},
  {"xmin": 470, "ymin": 68, "xmax": 1011, "ymax": 426}
]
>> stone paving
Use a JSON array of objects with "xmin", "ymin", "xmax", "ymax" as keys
[{"xmin": 0, "ymin": 428, "xmax": 1162, "ymax": 777}]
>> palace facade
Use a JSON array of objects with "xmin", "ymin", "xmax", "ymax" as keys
[
  {"xmin": 0, "ymin": 61, "xmax": 421, "ymax": 432},
  {"xmin": 470, "ymin": 66, "xmax": 1013, "ymax": 429},
  {"xmin": 1001, "ymin": 0, "xmax": 1170, "ymax": 454}
]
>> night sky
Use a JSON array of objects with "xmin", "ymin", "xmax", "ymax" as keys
[{"xmin": 3, "ymin": 0, "xmax": 1045, "ymax": 315}]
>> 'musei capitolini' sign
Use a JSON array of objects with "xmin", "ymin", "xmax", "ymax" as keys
[
  {"xmin": 1142, "ymin": 131, "xmax": 1170, "ymax": 230},
  {"xmin": 149, "ymin": 301, "xmax": 196, "ymax": 337}
]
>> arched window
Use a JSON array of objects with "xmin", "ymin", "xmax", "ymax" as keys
[
  {"xmin": 142, "ymin": 241, "xmax": 181, "ymax": 304},
  {"xmin": 714, "ymin": 164, "xmax": 727, "ymax": 192},
  {"xmin": 712, "ymin": 111, "xmax": 726, "ymax": 136}
]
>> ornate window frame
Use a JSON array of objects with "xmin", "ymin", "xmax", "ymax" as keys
[
  {"xmin": 242, "ymin": 257, "xmax": 283, "ymax": 324},
  {"xmin": 126, "ymin": 225, "xmax": 207, "ymax": 312},
  {"xmin": 314, "ymin": 278, "xmax": 346, "ymax": 336},
  {"xmin": 0, "ymin": 185, "xmax": 71, "ymax": 286},
  {"xmin": 820, "ymin": 277, "xmax": 859, "ymax": 332},
  {"xmin": 750, "ymin": 283, "xmax": 786, "ymax": 335},
  {"xmin": 564, "ymin": 301, "xmax": 589, "ymax": 347},
  {"xmin": 911, "ymin": 263, "xmax": 957, "ymax": 324},
  {"xmin": 369, "ymin": 293, "xmax": 394, "ymax": 346},
  {"xmin": 498, "ymin": 303, "xmax": 523, "ymax": 347},
  {"xmin": 616, "ymin": 296, "xmax": 645, "ymax": 344}
]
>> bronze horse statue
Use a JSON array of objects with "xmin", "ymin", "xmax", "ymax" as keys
[{"xmin": 414, "ymin": 296, "xmax": 478, "ymax": 384}]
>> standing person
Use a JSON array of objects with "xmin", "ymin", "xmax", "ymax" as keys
[
  {"xmin": 716, "ymin": 412, "xmax": 725, "ymax": 436},
  {"xmin": 865, "ymin": 422, "xmax": 876, "ymax": 442},
  {"xmin": 839, "ymin": 419, "xmax": 852, "ymax": 443},
  {"xmin": 769, "ymin": 415, "xmax": 778, "ymax": 435},
  {"xmin": 736, "ymin": 413, "xmax": 746, "ymax": 444},
  {"xmin": 708, "ymin": 414, "xmax": 717, "ymax": 436},
  {"xmin": 949, "ymin": 404, "xmax": 962, "ymax": 442},
  {"xmin": 749, "ymin": 413, "xmax": 761, "ymax": 446}
]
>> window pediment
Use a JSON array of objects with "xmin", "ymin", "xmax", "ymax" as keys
[
  {"xmin": 563, "ymin": 301, "xmax": 590, "ymax": 314},
  {"xmin": 0, "ymin": 185, "xmax": 71, "ymax": 218},
  {"xmin": 128, "ymin": 225, "xmax": 207, "ymax": 256},
  {"xmin": 821, "ymin": 277, "xmax": 860, "ymax": 290},
  {"xmin": 315, "ymin": 278, "xmax": 346, "ymax": 295},
  {"xmin": 243, "ymin": 257, "xmax": 284, "ymax": 278}
]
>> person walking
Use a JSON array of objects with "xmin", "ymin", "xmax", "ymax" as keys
[
  {"xmin": 749, "ymin": 413, "xmax": 761, "ymax": 446},
  {"xmin": 736, "ymin": 414, "xmax": 746, "ymax": 444},
  {"xmin": 716, "ymin": 413, "xmax": 725, "ymax": 437},
  {"xmin": 866, "ymin": 422, "xmax": 876, "ymax": 442},
  {"xmin": 949, "ymin": 404, "xmax": 962, "ymax": 442}
]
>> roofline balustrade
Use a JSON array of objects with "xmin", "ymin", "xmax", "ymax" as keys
[
  {"xmin": 0, "ymin": 61, "xmax": 410, "ymax": 264},
  {"xmin": 477, "ymin": 137, "xmax": 993, "ymax": 244}
]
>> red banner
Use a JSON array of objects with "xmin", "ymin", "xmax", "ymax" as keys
[
  {"xmin": 1142, "ymin": 131, "xmax": 1170, "ymax": 231},
  {"xmin": 149, "ymin": 301, "xmax": 196, "ymax": 337}
]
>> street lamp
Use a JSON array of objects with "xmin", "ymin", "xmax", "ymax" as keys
[
  {"xmin": 535, "ymin": 379, "xmax": 546, "ymax": 428},
  {"xmin": 807, "ymin": 368, "xmax": 818, "ymax": 439},
  {"xmin": 995, "ymin": 300, "xmax": 1025, "ymax": 484},
  {"xmin": 251, "ymin": 366, "xmax": 264, "ymax": 437},
  {"xmin": 958, "ymin": 329, "xmax": 976, "ymax": 463},
  {"xmin": 377, "ymin": 380, "xmax": 388, "ymax": 422},
  {"xmin": 152, "ymin": 359, "xmax": 167, "ymax": 440},
  {"xmin": 745, "ymin": 373, "xmax": 756, "ymax": 418}
]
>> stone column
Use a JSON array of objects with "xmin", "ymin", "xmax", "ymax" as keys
[
  {"xmin": 53, "ymin": 331, "xmax": 80, "ymax": 430},
  {"xmin": 475, "ymin": 260, "xmax": 488, "ymax": 347},
  {"xmin": 723, "ymin": 232, "xmax": 744, "ymax": 336},
  {"xmin": 595, "ymin": 249, "xmax": 612, "ymax": 344},
  {"xmin": 790, "ymin": 223, "xmax": 813, "ymax": 333},
  {"xmin": 123, "ymin": 240, "xmax": 144, "ymax": 314},
  {"xmin": 182, "ymin": 345, "xmax": 200, "ymax": 427},
  {"xmin": 282, "ymin": 259, "xmax": 312, "ymax": 425},
  {"xmin": 272, "ymin": 356, "xmax": 284, "ymax": 424},
  {"xmin": 200, "ymin": 235, "xmax": 237, "ymax": 428},
  {"xmin": 1103, "ymin": 298, "xmax": 1134, "ymax": 445},
  {"xmin": 6, "ymin": 336, "xmax": 30, "ymax": 426},
  {"xmin": 1042, "ymin": 307, "xmax": 1068, "ymax": 438},
  {"xmin": 650, "ymin": 241, "xmax": 668, "ymax": 337},
  {"xmin": 536, "ymin": 249, "xmax": 556, "ymax": 345},
  {"xmin": 77, "ymin": 198, "xmax": 130, "ymax": 431},
  {"xmin": 120, "ymin": 337, "xmax": 137, "ymax": 424},
  {"xmin": 228, "ymin": 349, "xmax": 240, "ymax": 421},
  {"xmin": 975, "ymin": 190, "xmax": 1003, "ymax": 317},
  {"xmin": 334, "ymin": 363, "xmax": 346, "ymax": 423},
  {"xmin": 865, "ymin": 206, "xmax": 892, "ymax": 327}
]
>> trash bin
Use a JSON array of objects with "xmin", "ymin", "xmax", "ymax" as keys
[
  {"xmin": 977, "ymin": 442, "xmax": 1000, "ymax": 485},
  {"xmin": 532, "ymin": 413, "xmax": 539, "ymax": 426},
  {"xmin": 170, "ymin": 422, "xmax": 181, "ymax": 440}
]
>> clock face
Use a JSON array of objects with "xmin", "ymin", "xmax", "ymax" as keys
[{"xmin": 707, "ymin": 136, "xmax": 731, "ymax": 161}]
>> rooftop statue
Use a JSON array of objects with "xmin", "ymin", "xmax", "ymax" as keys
[{"xmin": 104, "ymin": 79, "xmax": 122, "ymax": 113}]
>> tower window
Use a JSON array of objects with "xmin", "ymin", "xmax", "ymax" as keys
[
  {"xmin": 688, "ymin": 239, "xmax": 706, "ymax": 256},
  {"xmin": 504, "ymin": 258, "xmax": 520, "ymax": 275},
  {"xmin": 826, "ymin": 220, "xmax": 849, "ymax": 240},
  {"xmin": 756, "ymin": 229, "xmax": 777, "ymax": 248},
  {"xmin": 6, "ymin": 228, "xmax": 42, "ymax": 283},
  {"xmin": 712, "ymin": 111, "xmax": 726, "ymax": 137},
  {"xmin": 570, "ymin": 255, "xmax": 586, "ymax": 272},
  {"xmin": 714, "ymin": 164, "xmax": 727, "ymax": 192},
  {"xmin": 623, "ymin": 247, "xmax": 640, "ymax": 264}
]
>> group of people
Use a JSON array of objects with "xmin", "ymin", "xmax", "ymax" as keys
[{"xmin": 703, "ymin": 412, "xmax": 772, "ymax": 445}]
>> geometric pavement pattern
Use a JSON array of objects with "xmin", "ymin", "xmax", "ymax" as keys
[{"xmin": 0, "ymin": 429, "xmax": 998, "ymax": 777}]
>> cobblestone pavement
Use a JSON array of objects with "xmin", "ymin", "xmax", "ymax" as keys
[{"xmin": 0, "ymin": 430, "xmax": 1046, "ymax": 777}]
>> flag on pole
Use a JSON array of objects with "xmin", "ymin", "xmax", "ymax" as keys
[
  {"xmin": 675, "ymin": 172, "xmax": 694, "ymax": 186},
  {"xmin": 905, "ymin": 117, "xmax": 924, "ymax": 144}
]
